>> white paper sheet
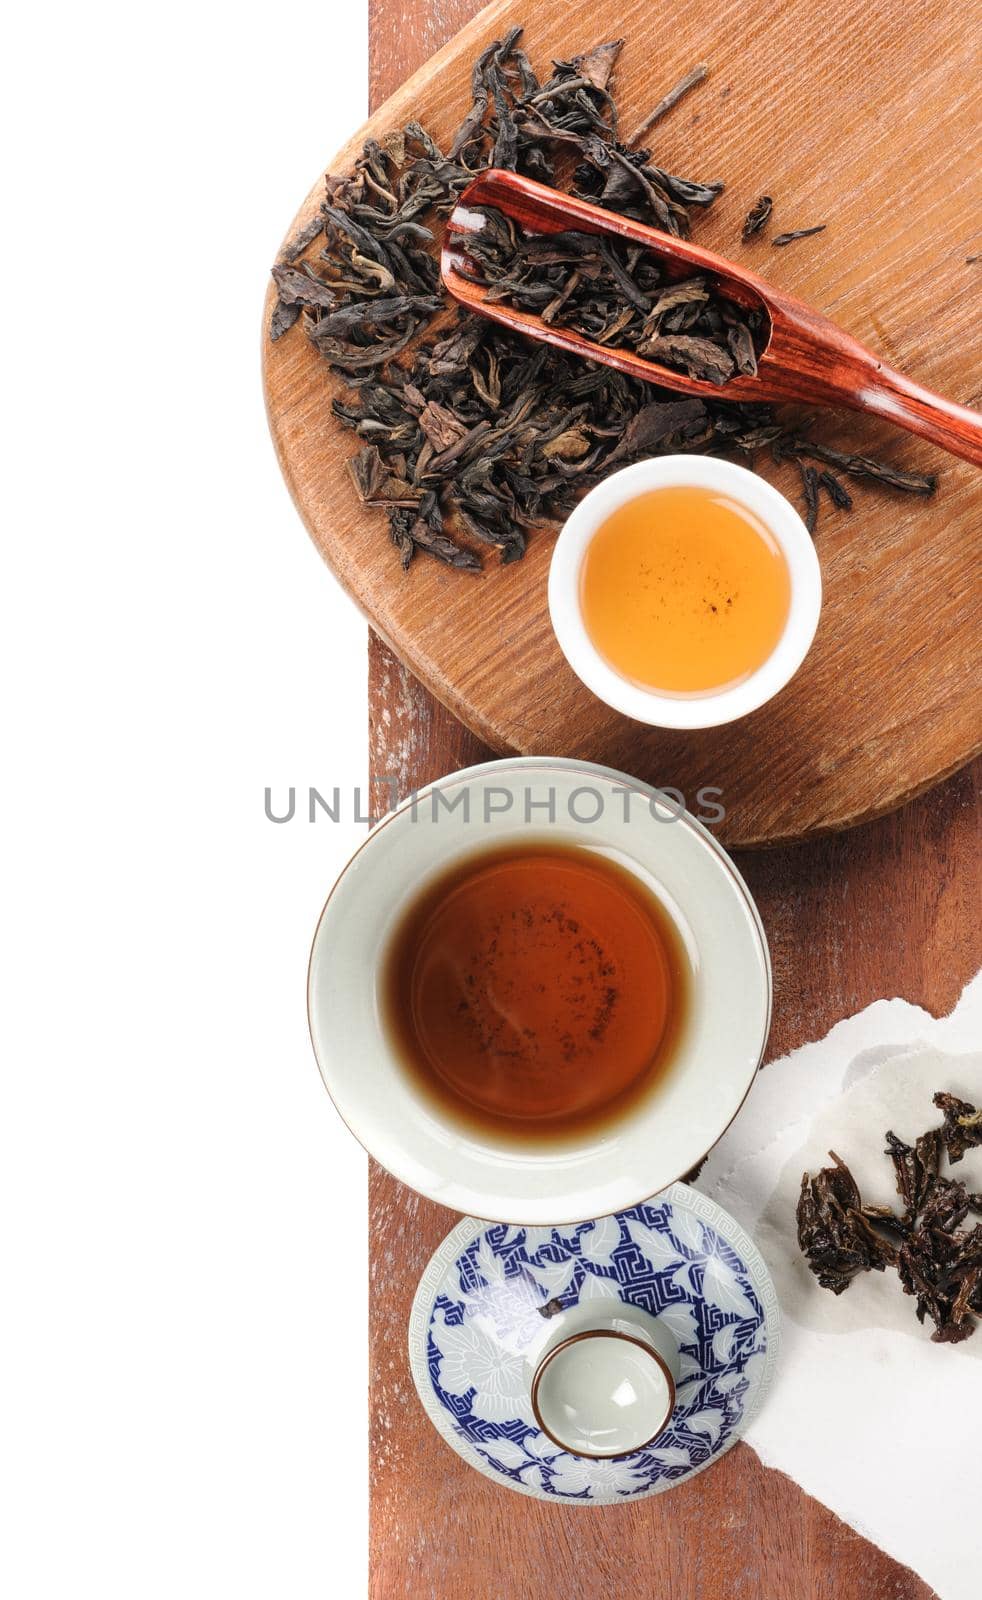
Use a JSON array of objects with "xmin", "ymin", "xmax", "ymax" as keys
[{"xmin": 698, "ymin": 973, "xmax": 982, "ymax": 1600}]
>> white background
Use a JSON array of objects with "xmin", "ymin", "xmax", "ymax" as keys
[{"xmin": 3, "ymin": 2, "xmax": 372, "ymax": 1594}]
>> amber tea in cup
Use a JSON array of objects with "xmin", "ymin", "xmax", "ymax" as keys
[
  {"xmin": 380, "ymin": 841, "xmax": 689, "ymax": 1142},
  {"xmin": 579, "ymin": 483, "xmax": 792, "ymax": 694}
]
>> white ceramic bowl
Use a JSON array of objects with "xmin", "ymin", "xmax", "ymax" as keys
[
  {"xmin": 307, "ymin": 757, "xmax": 771, "ymax": 1225},
  {"xmin": 548, "ymin": 455, "xmax": 822, "ymax": 729}
]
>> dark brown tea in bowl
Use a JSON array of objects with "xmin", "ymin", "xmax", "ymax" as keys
[{"xmin": 380, "ymin": 841, "xmax": 689, "ymax": 1142}]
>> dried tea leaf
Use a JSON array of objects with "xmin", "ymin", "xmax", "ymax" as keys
[
  {"xmin": 417, "ymin": 400, "xmax": 468, "ymax": 454},
  {"xmin": 541, "ymin": 426, "xmax": 592, "ymax": 460},
  {"xmin": 789, "ymin": 440, "xmax": 936, "ymax": 495},
  {"xmin": 310, "ymin": 293, "xmax": 442, "ymax": 335},
  {"xmin": 817, "ymin": 470, "xmax": 853, "ymax": 510},
  {"xmin": 348, "ymin": 445, "xmax": 421, "ymax": 507},
  {"xmin": 576, "ymin": 38, "xmax": 624, "ymax": 92},
  {"xmin": 797, "ymin": 460, "xmax": 819, "ymax": 535},
  {"xmin": 279, "ymin": 214, "xmax": 326, "ymax": 263},
  {"xmin": 269, "ymin": 298, "xmax": 302, "ymax": 341},
  {"xmin": 408, "ymin": 515, "xmax": 481, "ymax": 568},
  {"xmin": 271, "ymin": 263, "xmax": 338, "ymax": 309},
  {"xmin": 642, "ymin": 279, "xmax": 710, "ymax": 324},
  {"xmin": 741, "ymin": 195, "xmax": 773, "ymax": 241},
  {"xmin": 628, "ymin": 64, "xmax": 709, "ymax": 144},
  {"xmin": 726, "ymin": 320, "xmax": 759, "ymax": 377},
  {"xmin": 638, "ymin": 333, "xmax": 736, "ymax": 385},
  {"xmin": 772, "ymin": 224, "xmax": 827, "ymax": 247},
  {"xmin": 935, "ymin": 1092, "xmax": 982, "ymax": 1163},
  {"xmin": 605, "ymin": 398, "xmax": 708, "ymax": 463}
]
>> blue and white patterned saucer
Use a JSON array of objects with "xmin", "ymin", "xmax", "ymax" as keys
[{"xmin": 408, "ymin": 1182, "xmax": 779, "ymax": 1504}]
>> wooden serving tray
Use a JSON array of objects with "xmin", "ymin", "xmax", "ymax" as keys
[{"xmin": 263, "ymin": 0, "xmax": 981, "ymax": 847}]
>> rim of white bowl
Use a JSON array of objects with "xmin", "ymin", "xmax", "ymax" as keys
[
  {"xmin": 547, "ymin": 455, "xmax": 822, "ymax": 730},
  {"xmin": 306, "ymin": 756, "xmax": 772, "ymax": 1225}
]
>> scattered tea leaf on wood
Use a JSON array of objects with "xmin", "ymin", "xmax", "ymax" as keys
[
  {"xmin": 627, "ymin": 63, "xmax": 709, "ymax": 145},
  {"xmin": 268, "ymin": 25, "xmax": 939, "ymax": 569},
  {"xmin": 271, "ymin": 263, "xmax": 339, "ymax": 310},
  {"xmin": 741, "ymin": 195, "xmax": 773, "ymax": 241},
  {"xmin": 797, "ymin": 1093, "xmax": 982, "ymax": 1343},
  {"xmin": 817, "ymin": 469, "xmax": 853, "ymax": 510},
  {"xmin": 796, "ymin": 460, "xmax": 819, "ymax": 534},
  {"xmin": 782, "ymin": 439, "xmax": 937, "ymax": 495},
  {"xmin": 269, "ymin": 298, "xmax": 302, "ymax": 342},
  {"xmin": 279, "ymin": 213, "xmax": 328, "ymax": 264},
  {"xmin": 772, "ymin": 224, "xmax": 827, "ymax": 246}
]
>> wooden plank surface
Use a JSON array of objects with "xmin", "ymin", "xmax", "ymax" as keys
[
  {"xmin": 364, "ymin": 4, "xmax": 982, "ymax": 1597},
  {"xmin": 266, "ymin": 0, "xmax": 982, "ymax": 847}
]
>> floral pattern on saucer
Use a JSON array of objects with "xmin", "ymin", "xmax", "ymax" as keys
[{"xmin": 408, "ymin": 1182, "xmax": 780, "ymax": 1504}]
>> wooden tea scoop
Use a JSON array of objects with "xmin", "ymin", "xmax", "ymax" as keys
[{"xmin": 442, "ymin": 168, "xmax": 982, "ymax": 467}]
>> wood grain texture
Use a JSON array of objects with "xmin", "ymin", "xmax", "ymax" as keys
[
  {"xmin": 356, "ymin": 10, "xmax": 982, "ymax": 1600},
  {"xmin": 265, "ymin": 0, "xmax": 982, "ymax": 847}
]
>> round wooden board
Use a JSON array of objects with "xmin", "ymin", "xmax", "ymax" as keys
[{"xmin": 263, "ymin": 0, "xmax": 982, "ymax": 847}]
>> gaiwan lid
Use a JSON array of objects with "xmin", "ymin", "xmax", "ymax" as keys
[{"xmin": 408, "ymin": 1181, "xmax": 780, "ymax": 1504}]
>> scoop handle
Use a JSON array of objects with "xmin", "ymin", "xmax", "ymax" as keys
[
  {"xmin": 856, "ymin": 366, "xmax": 982, "ymax": 467},
  {"xmin": 766, "ymin": 290, "xmax": 982, "ymax": 466}
]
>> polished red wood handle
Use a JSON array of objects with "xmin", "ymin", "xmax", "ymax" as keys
[{"xmin": 858, "ymin": 366, "xmax": 982, "ymax": 467}]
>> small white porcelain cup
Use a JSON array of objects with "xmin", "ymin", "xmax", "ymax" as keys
[
  {"xmin": 531, "ymin": 1306, "xmax": 680, "ymax": 1459},
  {"xmin": 548, "ymin": 455, "xmax": 822, "ymax": 729}
]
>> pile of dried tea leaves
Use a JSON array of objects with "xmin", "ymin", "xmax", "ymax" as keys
[
  {"xmin": 269, "ymin": 27, "xmax": 936, "ymax": 570},
  {"xmin": 797, "ymin": 1092, "xmax": 982, "ymax": 1343},
  {"xmin": 458, "ymin": 207, "xmax": 768, "ymax": 386}
]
